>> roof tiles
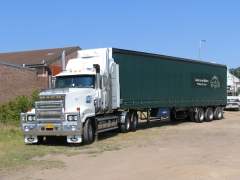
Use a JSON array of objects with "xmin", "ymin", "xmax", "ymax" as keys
[{"xmin": 0, "ymin": 46, "xmax": 81, "ymax": 66}]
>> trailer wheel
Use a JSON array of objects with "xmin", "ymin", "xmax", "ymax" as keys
[
  {"xmin": 170, "ymin": 112, "xmax": 177, "ymax": 121},
  {"xmin": 195, "ymin": 108, "xmax": 204, "ymax": 123},
  {"xmin": 120, "ymin": 112, "xmax": 131, "ymax": 133},
  {"xmin": 214, "ymin": 107, "xmax": 223, "ymax": 120},
  {"xmin": 190, "ymin": 113, "xmax": 195, "ymax": 122},
  {"xmin": 83, "ymin": 118, "xmax": 94, "ymax": 144},
  {"xmin": 130, "ymin": 113, "xmax": 138, "ymax": 132},
  {"xmin": 204, "ymin": 107, "xmax": 213, "ymax": 122}
]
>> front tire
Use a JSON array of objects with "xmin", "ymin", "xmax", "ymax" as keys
[
  {"xmin": 37, "ymin": 136, "xmax": 44, "ymax": 144},
  {"xmin": 83, "ymin": 118, "xmax": 94, "ymax": 145}
]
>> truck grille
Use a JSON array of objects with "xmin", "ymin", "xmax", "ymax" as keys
[{"xmin": 35, "ymin": 100, "xmax": 64, "ymax": 122}]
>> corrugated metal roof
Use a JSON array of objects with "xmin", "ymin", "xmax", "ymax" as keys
[{"xmin": 0, "ymin": 46, "xmax": 81, "ymax": 66}]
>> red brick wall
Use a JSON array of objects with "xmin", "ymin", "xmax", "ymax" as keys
[
  {"xmin": 0, "ymin": 64, "xmax": 48, "ymax": 104},
  {"xmin": 0, "ymin": 50, "xmax": 78, "ymax": 104}
]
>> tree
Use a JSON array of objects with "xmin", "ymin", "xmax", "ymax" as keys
[
  {"xmin": 229, "ymin": 67, "xmax": 240, "ymax": 79},
  {"xmin": 237, "ymin": 88, "xmax": 240, "ymax": 96}
]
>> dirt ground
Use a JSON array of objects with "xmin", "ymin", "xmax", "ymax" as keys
[{"xmin": 3, "ymin": 111, "xmax": 240, "ymax": 180}]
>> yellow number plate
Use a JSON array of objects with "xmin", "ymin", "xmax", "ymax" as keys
[{"xmin": 45, "ymin": 124, "xmax": 54, "ymax": 128}]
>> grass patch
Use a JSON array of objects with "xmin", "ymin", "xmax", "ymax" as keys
[{"xmin": 0, "ymin": 118, "xmax": 185, "ymax": 175}]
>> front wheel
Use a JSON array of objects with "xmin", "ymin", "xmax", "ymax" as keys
[
  {"xmin": 83, "ymin": 118, "xmax": 94, "ymax": 145},
  {"xmin": 37, "ymin": 136, "xmax": 44, "ymax": 144}
]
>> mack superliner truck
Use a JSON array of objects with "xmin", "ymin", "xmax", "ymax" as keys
[{"xmin": 20, "ymin": 48, "xmax": 227, "ymax": 144}]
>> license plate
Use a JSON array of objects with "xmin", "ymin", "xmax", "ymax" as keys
[{"xmin": 45, "ymin": 124, "xmax": 54, "ymax": 129}]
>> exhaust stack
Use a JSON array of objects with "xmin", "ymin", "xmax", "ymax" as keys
[{"xmin": 62, "ymin": 51, "xmax": 66, "ymax": 72}]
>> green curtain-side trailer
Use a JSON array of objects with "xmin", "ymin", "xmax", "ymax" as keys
[{"xmin": 112, "ymin": 48, "xmax": 227, "ymax": 110}]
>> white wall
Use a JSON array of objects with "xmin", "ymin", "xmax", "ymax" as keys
[{"xmin": 227, "ymin": 72, "xmax": 240, "ymax": 92}]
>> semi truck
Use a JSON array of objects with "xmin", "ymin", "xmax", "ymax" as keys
[{"xmin": 20, "ymin": 48, "xmax": 227, "ymax": 145}]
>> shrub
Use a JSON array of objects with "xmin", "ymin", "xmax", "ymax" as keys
[{"xmin": 0, "ymin": 89, "xmax": 39, "ymax": 126}]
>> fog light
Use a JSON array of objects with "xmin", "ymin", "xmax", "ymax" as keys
[
  {"xmin": 71, "ymin": 126, "xmax": 76, "ymax": 131},
  {"xmin": 24, "ymin": 126, "xmax": 30, "ymax": 131}
]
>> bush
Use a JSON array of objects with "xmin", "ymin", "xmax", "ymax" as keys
[{"xmin": 0, "ymin": 89, "xmax": 39, "ymax": 126}]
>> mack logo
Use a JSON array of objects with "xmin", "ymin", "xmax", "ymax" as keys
[{"xmin": 39, "ymin": 95, "xmax": 64, "ymax": 101}]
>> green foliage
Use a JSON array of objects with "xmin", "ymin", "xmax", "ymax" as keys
[
  {"xmin": 237, "ymin": 88, "xmax": 240, "ymax": 96},
  {"xmin": 229, "ymin": 67, "xmax": 240, "ymax": 79},
  {"xmin": 0, "ymin": 89, "xmax": 39, "ymax": 126},
  {"xmin": 29, "ymin": 89, "xmax": 40, "ymax": 108}
]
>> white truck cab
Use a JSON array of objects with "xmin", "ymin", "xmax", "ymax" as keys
[{"xmin": 20, "ymin": 48, "xmax": 125, "ymax": 145}]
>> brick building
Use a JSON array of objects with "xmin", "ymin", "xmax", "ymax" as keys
[{"xmin": 0, "ymin": 46, "xmax": 81, "ymax": 104}]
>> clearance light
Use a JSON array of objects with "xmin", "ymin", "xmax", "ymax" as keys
[{"xmin": 77, "ymin": 107, "xmax": 80, "ymax": 111}]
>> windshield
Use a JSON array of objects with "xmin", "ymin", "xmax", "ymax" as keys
[
  {"xmin": 55, "ymin": 75, "xmax": 95, "ymax": 88},
  {"xmin": 227, "ymin": 98, "xmax": 240, "ymax": 102}
]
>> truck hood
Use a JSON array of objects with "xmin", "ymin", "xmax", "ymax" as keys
[{"xmin": 39, "ymin": 88, "xmax": 96, "ymax": 114}]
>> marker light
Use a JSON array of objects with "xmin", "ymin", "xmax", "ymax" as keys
[{"xmin": 77, "ymin": 107, "xmax": 80, "ymax": 111}]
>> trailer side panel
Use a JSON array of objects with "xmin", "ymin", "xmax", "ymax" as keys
[{"xmin": 112, "ymin": 49, "xmax": 227, "ymax": 109}]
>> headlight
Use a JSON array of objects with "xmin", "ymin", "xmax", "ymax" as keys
[
  {"xmin": 74, "ymin": 115, "xmax": 77, "ymax": 121},
  {"xmin": 27, "ymin": 115, "xmax": 35, "ymax": 122},
  {"xmin": 67, "ymin": 115, "xmax": 78, "ymax": 121},
  {"xmin": 68, "ymin": 115, "xmax": 73, "ymax": 121}
]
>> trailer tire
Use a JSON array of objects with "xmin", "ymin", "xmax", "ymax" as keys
[
  {"xmin": 195, "ymin": 108, "xmax": 204, "ymax": 123},
  {"xmin": 214, "ymin": 107, "xmax": 223, "ymax": 120},
  {"xmin": 120, "ymin": 112, "xmax": 131, "ymax": 133},
  {"xmin": 190, "ymin": 113, "xmax": 195, "ymax": 122},
  {"xmin": 170, "ymin": 112, "xmax": 177, "ymax": 121},
  {"xmin": 205, "ymin": 107, "xmax": 213, "ymax": 122},
  {"xmin": 130, "ymin": 113, "xmax": 138, "ymax": 132},
  {"xmin": 83, "ymin": 118, "xmax": 94, "ymax": 145}
]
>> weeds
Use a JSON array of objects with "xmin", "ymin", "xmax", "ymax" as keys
[{"xmin": 0, "ymin": 117, "xmax": 181, "ymax": 176}]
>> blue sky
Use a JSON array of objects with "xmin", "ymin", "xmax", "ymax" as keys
[{"xmin": 0, "ymin": 1, "xmax": 239, "ymax": 69}]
